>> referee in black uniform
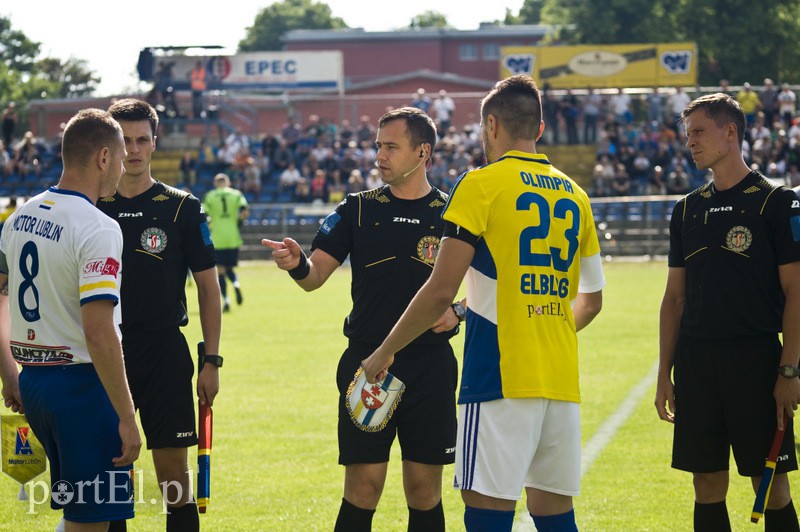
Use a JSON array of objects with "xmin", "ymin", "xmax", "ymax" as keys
[
  {"xmin": 99, "ymin": 99, "xmax": 222, "ymax": 531},
  {"xmin": 656, "ymin": 93, "xmax": 800, "ymax": 531},
  {"xmin": 264, "ymin": 107, "xmax": 463, "ymax": 532}
]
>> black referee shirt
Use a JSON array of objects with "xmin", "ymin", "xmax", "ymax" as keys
[
  {"xmin": 312, "ymin": 185, "xmax": 457, "ymax": 348},
  {"xmin": 668, "ymin": 171, "xmax": 800, "ymax": 339},
  {"xmin": 98, "ymin": 182, "xmax": 216, "ymax": 333}
]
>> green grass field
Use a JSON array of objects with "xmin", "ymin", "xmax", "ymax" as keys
[{"xmin": 0, "ymin": 260, "xmax": 796, "ymax": 531}]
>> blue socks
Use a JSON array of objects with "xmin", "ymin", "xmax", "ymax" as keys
[
  {"xmin": 464, "ymin": 506, "xmax": 515, "ymax": 531},
  {"xmin": 531, "ymin": 508, "xmax": 578, "ymax": 531}
]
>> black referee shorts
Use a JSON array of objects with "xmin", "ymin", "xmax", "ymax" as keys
[
  {"xmin": 336, "ymin": 342, "xmax": 458, "ymax": 466},
  {"xmin": 672, "ymin": 335, "xmax": 798, "ymax": 477},
  {"xmin": 122, "ymin": 328, "xmax": 197, "ymax": 450}
]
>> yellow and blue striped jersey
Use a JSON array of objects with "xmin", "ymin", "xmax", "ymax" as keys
[{"xmin": 443, "ymin": 151, "xmax": 601, "ymax": 404}]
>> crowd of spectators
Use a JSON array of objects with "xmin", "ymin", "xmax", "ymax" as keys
[
  {"xmin": 181, "ymin": 81, "xmax": 800, "ymax": 203},
  {"xmin": 2, "ymin": 80, "xmax": 799, "ymax": 206}
]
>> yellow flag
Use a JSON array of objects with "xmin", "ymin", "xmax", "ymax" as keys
[{"xmin": 1, "ymin": 414, "xmax": 46, "ymax": 484}]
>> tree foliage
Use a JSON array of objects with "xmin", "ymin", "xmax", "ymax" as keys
[
  {"xmin": 409, "ymin": 11, "xmax": 450, "ymax": 29},
  {"xmin": 238, "ymin": 0, "xmax": 348, "ymax": 52},
  {"xmin": 0, "ymin": 16, "xmax": 100, "ymax": 103},
  {"xmin": 511, "ymin": 0, "xmax": 800, "ymax": 85}
]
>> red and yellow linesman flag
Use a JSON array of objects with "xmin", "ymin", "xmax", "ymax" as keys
[
  {"xmin": 197, "ymin": 402, "xmax": 213, "ymax": 513},
  {"xmin": 2, "ymin": 414, "xmax": 47, "ymax": 496}
]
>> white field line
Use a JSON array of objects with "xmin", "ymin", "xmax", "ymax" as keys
[{"xmin": 512, "ymin": 361, "xmax": 659, "ymax": 531}]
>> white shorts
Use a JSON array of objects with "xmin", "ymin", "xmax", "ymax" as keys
[{"xmin": 454, "ymin": 397, "xmax": 580, "ymax": 500}]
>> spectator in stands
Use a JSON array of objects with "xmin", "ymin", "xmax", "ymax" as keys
[
  {"xmin": 310, "ymin": 168, "xmax": 328, "ymax": 202},
  {"xmin": 294, "ymin": 174, "xmax": 311, "ymax": 202},
  {"xmin": 242, "ymin": 155, "xmax": 262, "ymax": 202},
  {"xmin": 667, "ymin": 87, "xmax": 692, "ymax": 127},
  {"xmin": 432, "ymin": 89, "xmax": 455, "ymax": 132},
  {"xmin": 666, "ymin": 166, "xmax": 691, "ymax": 195},
  {"xmin": 760, "ymin": 78, "xmax": 779, "ymax": 128},
  {"xmin": 541, "ymin": 86, "xmax": 561, "ymax": 144},
  {"xmin": 356, "ymin": 115, "xmax": 375, "ymax": 145},
  {"xmin": 562, "ymin": 89, "xmax": 580, "ymax": 145},
  {"xmin": 630, "ymin": 149, "xmax": 652, "ymax": 194},
  {"xmin": 646, "ymin": 89, "xmax": 664, "ymax": 125},
  {"xmin": 786, "ymin": 164, "xmax": 800, "ymax": 188},
  {"xmin": 648, "ymin": 165, "xmax": 667, "ymax": 195},
  {"xmin": 279, "ymin": 161, "xmax": 302, "ymax": 194},
  {"xmin": 154, "ymin": 61, "xmax": 179, "ymax": 118},
  {"xmin": 719, "ymin": 79, "xmax": 731, "ymax": 95},
  {"xmin": 346, "ymin": 169, "xmax": 364, "ymax": 193},
  {"xmin": 778, "ymin": 83, "xmax": 797, "ymax": 129},
  {"xmin": 179, "ymin": 151, "xmax": 197, "ymax": 186},
  {"xmin": 611, "ymin": 163, "xmax": 632, "ymax": 195},
  {"xmin": 583, "ymin": 88, "xmax": 602, "ymax": 144},
  {"xmin": 272, "ymin": 139, "xmax": 294, "ymax": 173},
  {"xmin": 737, "ymin": 82, "xmax": 761, "ymax": 127},
  {"xmin": 281, "ymin": 118, "xmax": 302, "ymax": 151},
  {"xmin": 189, "ymin": 61, "xmax": 208, "ymax": 119},
  {"xmin": 610, "ymin": 88, "xmax": 632, "ymax": 124},
  {"xmin": 327, "ymin": 170, "xmax": 346, "ymax": 203},
  {"xmin": 0, "ymin": 140, "xmax": 10, "ymax": 176},
  {"xmin": 2, "ymin": 102, "xmax": 17, "ymax": 149},
  {"xmin": 411, "ymin": 88, "xmax": 431, "ymax": 113},
  {"xmin": 10, "ymin": 131, "xmax": 42, "ymax": 180},
  {"xmin": 365, "ymin": 168, "xmax": 383, "ymax": 189}
]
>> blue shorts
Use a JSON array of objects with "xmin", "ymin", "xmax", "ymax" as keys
[
  {"xmin": 20, "ymin": 364, "xmax": 134, "ymax": 523},
  {"xmin": 215, "ymin": 248, "xmax": 239, "ymax": 268}
]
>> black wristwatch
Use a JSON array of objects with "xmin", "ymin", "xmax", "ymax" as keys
[
  {"xmin": 778, "ymin": 364, "xmax": 800, "ymax": 378},
  {"xmin": 451, "ymin": 302, "xmax": 466, "ymax": 322},
  {"xmin": 204, "ymin": 354, "xmax": 224, "ymax": 368}
]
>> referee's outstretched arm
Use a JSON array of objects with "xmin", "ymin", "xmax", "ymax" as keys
[{"xmin": 263, "ymin": 237, "xmax": 341, "ymax": 291}]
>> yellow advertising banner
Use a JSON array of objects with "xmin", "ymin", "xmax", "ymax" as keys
[
  {"xmin": 500, "ymin": 43, "xmax": 697, "ymax": 88},
  {"xmin": 1, "ymin": 414, "xmax": 47, "ymax": 485}
]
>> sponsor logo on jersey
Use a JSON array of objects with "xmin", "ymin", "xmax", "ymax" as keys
[
  {"xmin": 416, "ymin": 236, "xmax": 441, "ymax": 265},
  {"xmin": 10, "ymin": 342, "xmax": 74, "ymax": 365},
  {"xmin": 320, "ymin": 212, "xmax": 341, "ymax": 235},
  {"xmin": 83, "ymin": 257, "xmax": 120, "ymax": 278},
  {"xmin": 15, "ymin": 427, "xmax": 33, "ymax": 455},
  {"xmin": 393, "ymin": 217, "xmax": 420, "ymax": 224},
  {"xmin": 118, "ymin": 212, "xmax": 143, "ymax": 218},
  {"xmin": 708, "ymin": 206, "xmax": 732, "ymax": 213},
  {"xmin": 140, "ymin": 227, "xmax": 168, "ymax": 254},
  {"xmin": 725, "ymin": 225, "xmax": 752, "ymax": 253}
]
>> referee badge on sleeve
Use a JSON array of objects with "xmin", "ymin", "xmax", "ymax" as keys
[{"xmin": 346, "ymin": 367, "xmax": 405, "ymax": 432}]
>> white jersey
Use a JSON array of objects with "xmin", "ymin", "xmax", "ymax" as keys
[{"xmin": 0, "ymin": 188, "xmax": 123, "ymax": 365}]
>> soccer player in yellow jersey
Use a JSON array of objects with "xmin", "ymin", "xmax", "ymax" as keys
[{"xmin": 362, "ymin": 75, "xmax": 605, "ymax": 531}]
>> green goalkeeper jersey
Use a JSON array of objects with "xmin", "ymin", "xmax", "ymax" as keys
[{"xmin": 202, "ymin": 186, "xmax": 248, "ymax": 249}]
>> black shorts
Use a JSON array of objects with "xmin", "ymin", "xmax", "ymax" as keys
[
  {"xmin": 672, "ymin": 335, "xmax": 798, "ymax": 476},
  {"xmin": 215, "ymin": 248, "xmax": 239, "ymax": 268},
  {"xmin": 336, "ymin": 342, "xmax": 458, "ymax": 466},
  {"xmin": 123, "ymin": 328, "xmax": 197, "ymax": 449}
]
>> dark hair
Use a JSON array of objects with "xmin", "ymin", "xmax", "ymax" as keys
[
  {"xmin": 378, "ymin": 107, "xmax": 437, "ymax": 153},
  {"xmin": 481, "ymin": 75, "xmax": 542, "ymax": 140},
  {"xmin": 107, "ymin": 98, "xmax": 159, "ymax": 137},
  {"xmin": 61, "ymin": 108, "xmax": 123, "ymax": 168},
  {"xmin": 681, "ymin": 92, "xmax": 746, "ymax": 147}
]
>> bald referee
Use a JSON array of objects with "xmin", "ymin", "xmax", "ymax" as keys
[{"xmin": 264, "ymin": 107, "xmax": 463, "ymax": 532}]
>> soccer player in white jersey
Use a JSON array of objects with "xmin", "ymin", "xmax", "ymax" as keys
[
  {"xmin": 0, "ymin": 108, "xmax": 141, "ymax": 530},
  {"xmin": 362, "ymin": 75, "xmax": 605, "ymax": 531}
]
